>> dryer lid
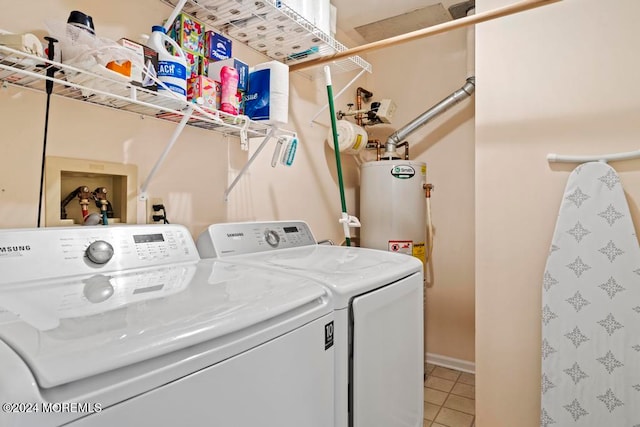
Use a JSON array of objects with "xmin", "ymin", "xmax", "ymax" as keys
[
  {"xmin": 226, "ymin": 245, "xmax": 423, "ymax": 307},
  {"xmin": 0, "ymin": 260, "xmax": 328, "ymax": 388}
]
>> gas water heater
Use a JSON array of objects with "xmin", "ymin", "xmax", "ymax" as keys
[
  {"xmin": 360, "ymin": 161, "xmax": 427, "ymax": 265},
  {"xmin": 358, "ymin": 77, "xmax": 475, "ymax": 268}
]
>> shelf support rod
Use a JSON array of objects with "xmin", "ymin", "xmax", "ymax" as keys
[
  {"xmin": 224, "ymin": 127, "xmax": 277, "ymax": 201},
  {"xmin": 140, "ymin": 105, "xmax": 194, "ymax": 199},
  {"xmin": 164, "ymin": 0, "xmax": 189, "ymax": 32},
  {"xmin": 310, "ymin": 69, "xmax": 367, "ymax": 126},
  {"xmin": 289, "ymin": 0, "xmax": 561, "ymax": 72}
]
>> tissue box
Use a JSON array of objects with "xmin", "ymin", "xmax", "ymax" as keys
[
  {"xmin": 117, "ymin": 38, "xmax": 158, "ymax": 91},
  {"xmin": 170, "ymin": 12, "xmax": 205, "ymax": 55},
  {"xmin": 207, "ymin": 58, "xmax": 248, "ymax": 91},
  {"xmin": 187, "ymin": 75, "xmax": 221, "ymax": 110},
  {"xmin": 204, "ymin": 31, "xmax": 232, "ymax": 61}
]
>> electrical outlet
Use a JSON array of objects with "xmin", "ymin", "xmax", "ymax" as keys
[{"xmin": 147, "ymin": 197, "xmax": 164, "ymax": 223}]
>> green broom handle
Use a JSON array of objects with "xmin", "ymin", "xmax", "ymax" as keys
[{"xmin": 324, "ymin": 66, "xmax": 351, "ymax": 247}]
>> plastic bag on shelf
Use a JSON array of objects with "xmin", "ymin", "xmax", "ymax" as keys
[{"xmin": 45, "ymin": 20, "xmax": 142, "ymax": 99}]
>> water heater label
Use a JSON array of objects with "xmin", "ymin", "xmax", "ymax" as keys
[
  {"xmin": 413, "ymin": 242, "xmax": 426, "ymax": 265},
  {"xmin": 389, "ymin": 240, "xmax": 413, "ymax": 255},
  {"xmin": 390, "ymin": 165, "xmax": 415, "ymax": 179}
]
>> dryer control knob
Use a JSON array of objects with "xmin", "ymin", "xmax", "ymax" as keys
[
  {"xmin": 86, "ymin": 240, "xmax": 114, "ymax": 264},
  {"xmin": 264, "ymin": 229, "xmax": 280, "ymax": 247}
]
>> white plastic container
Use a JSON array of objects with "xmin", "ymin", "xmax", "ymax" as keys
[
  {"xmin": 327, "ymin": 120, "xmax": 367, "ymax": 155},
  {"xmin": 360, "ymin": 160, "xmax": 427, "ymax": 267},
  {"xmin": 147, "ymin": 25, "xmax": 187, "ymax": 100},
  {"xmin": 281, "ymin": 0, "xmax": 331, "ymax": 36}
]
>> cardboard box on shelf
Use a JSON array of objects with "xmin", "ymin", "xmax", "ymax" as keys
[
  {"xmin": 184, "ymin": 51, "xmax": 202, "ymax": 79},
  {"xmin": 204, "ymin": 31, "xmax": 232, "ymax": 61},
  {"xmin": 238, "ymin": 90, "xmax": 245, "ymax": 115},
  {"xmin": 117, "ymin": 38, "xmax": 158, "ymax": 91},
  {"xmin": 169, "ymin": 12, "xmax": 205, "ymax": 55},
  {"xmin": 187, "ymin": 75, "xmax": 221, "ymax": 110},
  {"xmin": 199, "ymin": 56, "xmax": 210, "ymax": 77},
  {"xmin": 208, "ymin": 58, "xmax": 248, "ymax": 92}
]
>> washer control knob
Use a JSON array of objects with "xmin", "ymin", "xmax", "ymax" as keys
[
  {"xmin": 86, "ymin": 240, "xmax": 114, "ymax": 264},
  {"xmin": 264, "ymin": 229, "xmax": 280, "ymax": 248},
  {"xmin": 83, "ymin": 275, "xmax": 114, "ymax": 303}
]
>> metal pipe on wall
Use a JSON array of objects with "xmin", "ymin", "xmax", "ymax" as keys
[{"xmin": 382, "ymin": 77, "xmax": 476, "ymax": 158}]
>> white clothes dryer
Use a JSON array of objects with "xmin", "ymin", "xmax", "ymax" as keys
[
  {"xmin": 0, "ymin": 224, "xmax": 334, "ymax": 427},
  {"xmin": 197, "ymin": 220, "xmax": 424, "ymax": 427}
]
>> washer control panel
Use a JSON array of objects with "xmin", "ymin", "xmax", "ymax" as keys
[
  {"xmin": 0, "ymin": 225, "xmax": 198, "ymax": 284},
  {"xmin": 197, "ymin": 221, "xmax": 317, "ymax": 258}
]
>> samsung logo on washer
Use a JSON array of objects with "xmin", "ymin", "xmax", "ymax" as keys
[
  {"xmin": 0, "ymin": 245, "xmax": 31, "ymax": 257},
  {"xmin": 226, "ymin": 233, "xmax": 244, "ymax": 238}
]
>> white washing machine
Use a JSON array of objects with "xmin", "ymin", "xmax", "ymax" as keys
[
  {"xmin": 197, "ymin": 220, "xmax": 424, "ymax": 427},
  {"xmin": 0, "ymin": 224, "xmax": 334, "ymax": 427}
]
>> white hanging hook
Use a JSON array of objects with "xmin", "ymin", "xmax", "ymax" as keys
[
  {"xmin": 338, "ymin": 212, "xmax": 361, "ymax": 242},
  {"xmin": 338, "ymin": 213, "xmax": 361, "ymax": 228},
  {"xmin": 547, "ymin": 149, "xmax": 640, "ymax": 164},
  {"xmin": 239, "ymin": 117, "xmax": 250, "ymax": 151}
]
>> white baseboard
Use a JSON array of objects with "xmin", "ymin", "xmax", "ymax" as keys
[{"xmin": 426, "ymin": 353, "xmax": 475, "ymax": 374}]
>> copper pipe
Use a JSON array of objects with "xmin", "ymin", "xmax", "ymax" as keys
[
  {"xmin": 424, "ymin": 183, "xmax": 434, "ymax": 198},
  {"xmin": 396, "ymin": 141, "xmax": 410, "ymax": 160},
  {"xmin": 370, "ymin": 139, "xmax": 382, "ymax": 161},
  {"xmin": 355, "ymin": 87, "xmax": 372, "ymax": 127},
  {"xmin": 356, "ymin": 91, "xmax": 363, "ymax": 126}
]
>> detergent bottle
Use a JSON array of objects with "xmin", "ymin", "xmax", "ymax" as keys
[
  {"xmin": 219, "ymin": 65, "xmax": 239, "ymax": 115},
  {"xmin": 147, "ymin": 25, "xmax": 187, "ymax": 100}
]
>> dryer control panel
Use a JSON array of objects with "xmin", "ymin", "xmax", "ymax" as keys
[
  {"xmin": 0, "ymin": 224, "xmax": 198, "ymax": 284},
  {"xmin": 197, "ymin": 221, "xmax": 317, "ymax": 258}
]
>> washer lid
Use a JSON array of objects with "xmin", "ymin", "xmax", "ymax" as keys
[
  {"xmin": 225, "ymin": 245, "xmax": 423, "ymax": 307},
  {"xmin": 0, "ymin": 260, "xmax": 328, "ymax": 388}
]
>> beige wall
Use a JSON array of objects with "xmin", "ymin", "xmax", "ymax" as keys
[
  {"xmin": 0, "ymin": 0, "xmax": 364, "ymax": 243},
  {"xmin": 476, "ymin": 0, "xmax": 640, "ymax": 425},
  {"xmin": 225, "ymin": 67, "xmax": 368, "ymax": 243},
  {"xmin": 366, "ymin": 29, "xmax": 476, "ymax": 363},
  {"xmin": 0, "ymin": 1, "xmax": 476, "ymax": 370}
]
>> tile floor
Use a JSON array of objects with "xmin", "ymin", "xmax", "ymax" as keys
[{"xmin": 424, "ymin": 364, "xmax": 475, "ymax": 427}]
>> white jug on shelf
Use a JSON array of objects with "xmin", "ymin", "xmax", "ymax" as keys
[{"xmin": 147, "ymin": 25, "xmax": 187, "ymax": 100}]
